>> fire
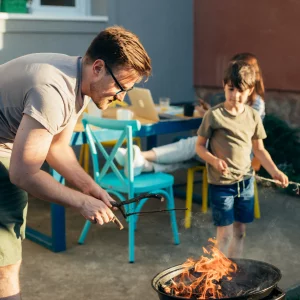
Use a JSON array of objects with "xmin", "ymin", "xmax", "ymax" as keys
[{"xmin": 164, "ymin": 238, "xmax": 237, "ymax": 299}]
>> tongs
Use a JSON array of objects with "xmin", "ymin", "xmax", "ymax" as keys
[{"xmin": 110, "ymin": 192, "xmax": 186, "ymax": 230}]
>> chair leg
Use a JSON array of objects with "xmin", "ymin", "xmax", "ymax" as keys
[
  {"xmin": 78, "ymin": 220, "xmax": 92, "ymax": 244},
  {"xmin": 128, "ymin": 203, "xmax": 135, "ymax": 263},
  {"xmin": 166, "ymin": 186, "xmax": 180, "ymax": 245},
  {"xmin": 254, "ymin": 179, "xmax": 261, "ymax": 219},
  {"xmin": 185, "ymin": 168, "xmax": 195, "ymax": 229},
  {"xmin": 202, "ymin": 168, "xmax": 208, "ymax": 213}
]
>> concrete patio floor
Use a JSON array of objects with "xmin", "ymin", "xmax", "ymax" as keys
[{"xmin": 20, "ymin": 170, "xmax": 300, "ymax": 300}]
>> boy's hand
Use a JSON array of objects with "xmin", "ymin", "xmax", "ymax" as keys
[
  {"xmin": 213, "ymin": 158, "xmax": 228, "ymax": 175},
  {"xmin": 272, "ymin": 170, "xmax": 289, "ymax": 188}
]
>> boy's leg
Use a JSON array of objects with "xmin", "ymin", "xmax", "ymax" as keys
[
  {"xmin": 0, "ymin": 158, "xmax": 28, "ymax": 298},
  {"xmin": 209, "ymin": 183, "xmax": 236, "ymax": 256},
  {"xmin": 216, "ymin": 224, "xmax": 233, "ymax": 256},
  {"xmin": 228, "ymin": 222, "xmax": 246, "ymax": 258},
  {"xmin": 230, "ymin": 178, "xmax": 255, "ymax": 258}
]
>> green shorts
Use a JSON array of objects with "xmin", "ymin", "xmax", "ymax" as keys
[{"xmin": 0, "ymin": 157, "xmax": 28, "ymax": 267}]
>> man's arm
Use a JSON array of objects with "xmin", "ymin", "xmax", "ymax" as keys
[
  {"xmin": 252, "ymin": 139, "xmax": 289, "ymax": 187},
  {"xmin": 9, "ymin": 114, "xmax": 114, "ymax": 225},
  {"xmin": 195, "ymin": 136, "xmax": 228, "ymax": 174},
  {"xmin": 45, "ymin": 117, "xmax": 115, "ymax": 206}
]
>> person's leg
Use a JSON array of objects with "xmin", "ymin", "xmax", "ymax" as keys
[
  {"xmin": 150, "ymin": 136, "xmax": 198, "ymax": 164},
  {"xmin": 141, "ymin": 149, "xmax": 157, "ymax": 162},
  {"xmin": 228, "ymin": 222, "xmax": 246, "ymax": 258},
  {"xmin": 116, "ymin": 136, "xmax": 200, "ymax": 175},
  {"xmin": 216, "ymin": 224, "xmax": 233, "ymax": 256},
  {"xmin": 119, "ymin": 136, "xmax": 198, "ymax": 164},
  {"xmin": 209, "ymin": 183, "xmax": 235, "ymax": 256},
  {"xmin": 230, "ymin": 178, "xmax": 254, "ymax": 257},
  {"xmin": 0, "ymin": 261, "xmax": 22, "ymax": 298},
  {"xmin": 0, "ymin": 158, "xmax": 28, "ymax": 299}
]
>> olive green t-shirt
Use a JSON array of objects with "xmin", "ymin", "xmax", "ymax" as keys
[
  {"xmin": 197, "ymin": 103, "xmax": 267, "ymax": 185},
  {"xmin": 0, "ymin": 53, "xmax": 89, "ymax": 157}
]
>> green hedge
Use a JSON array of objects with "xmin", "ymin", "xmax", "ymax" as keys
[{"xmin": 258, "ymin": 114, "xmax": 300, "ymax": 196}]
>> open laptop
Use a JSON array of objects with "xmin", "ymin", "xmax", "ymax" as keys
[{"xmin": 128, "ymin": 87, "xmax": 183, "ymax": 122}]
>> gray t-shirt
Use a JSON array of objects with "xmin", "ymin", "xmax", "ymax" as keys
[
  {"xmin": 197, "ymin": 103, "xmax": 267, "ymax": 185},
  {"xmin": 0, "ymin": 53, "xmax": 89, "ymax": 157}
]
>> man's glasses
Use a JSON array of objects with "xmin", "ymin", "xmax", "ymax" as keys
[{"xmin": 105, "ymin": 62, "xmax": 134, "ymax": 95}]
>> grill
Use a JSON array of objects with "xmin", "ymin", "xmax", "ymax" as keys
[{"xmin": 152, "ymin": 259, "xmax": 285, "ymax": 300}]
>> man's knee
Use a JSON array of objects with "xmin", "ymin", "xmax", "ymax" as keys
[{"xmin": 0, "ymin": 261, "xmax": 21, "ymax": 298}]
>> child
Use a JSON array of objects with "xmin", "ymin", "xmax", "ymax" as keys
[
  {"xmin": 196, "ymin": 60, "xmax": 289, "ymax": 258},
  {"xmin": 116, "ymin": 53, "xmax": 266, "ymax": 176}
]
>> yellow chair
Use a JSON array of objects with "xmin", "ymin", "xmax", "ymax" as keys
[
  {"xmin": 184, "ymin": 165, "xmax": 208, "ymax": 228},
  {"xmin": 79, "ymin": 100, "xmax": 142, "ymax": 173},
  {"xmin": 184, "ymin": 165, "xmax": 261, "ymax": 229}
]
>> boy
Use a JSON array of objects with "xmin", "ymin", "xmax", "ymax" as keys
[{"xmin": 196, "ymin": 61, "xmax": 288, "ymax": 258}]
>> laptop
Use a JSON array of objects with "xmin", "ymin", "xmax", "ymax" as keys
[{"xmin": 127, "ymin": 87, "xmax": 183, "ymax": 122}]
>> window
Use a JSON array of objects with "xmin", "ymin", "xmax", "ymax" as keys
[{"xmin": 30, "ymin": 0, "xmax": 90, "ymax": 16}]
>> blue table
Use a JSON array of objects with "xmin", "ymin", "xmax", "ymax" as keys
[{"xmin": 26, "ymin": 117, "xmax": 202, "ymax": 252}]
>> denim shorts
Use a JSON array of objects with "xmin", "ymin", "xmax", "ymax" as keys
[
  {"xmin": 0, "ymin": 157, "xmax": 28, "ymax": 266},
  {"xmin": 209, "ymin": 177, "xmax": 254, "ymax": 226}
]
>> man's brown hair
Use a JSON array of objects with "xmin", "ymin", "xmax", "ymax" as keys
[
  {"xmin": 85, "ymin": 26, "xmax": 151, "ymax": 79},
  {"xmin": 223, "ymin": 60, "xmax": 256, "ymax": 91}
]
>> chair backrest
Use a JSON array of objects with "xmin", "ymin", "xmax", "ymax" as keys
[{"xmin": 82, "ymin": 113, "xmax": 141, "ymax": 196}]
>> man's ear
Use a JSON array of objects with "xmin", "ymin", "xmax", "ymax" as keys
[{"xmin": 92, "ymin": 59, "xmax": 105, "ymax": 76}]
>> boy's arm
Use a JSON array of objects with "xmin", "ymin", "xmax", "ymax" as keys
[
  {"xmin": 195, "ymin": 136, "xmax": 228, "ymax": 174},
  {"xmin": 252, "ymin": 139, "xmax": 289, "ymax": 187}
]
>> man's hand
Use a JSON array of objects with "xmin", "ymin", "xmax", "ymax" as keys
[
  {"xmin": 271, "ymin": 170, "xmax": 289, "ymax": 188},
  {"xmin": 79, "ymin": 195, "xmax": 115, "ymax": 225},
  {"xmin": 213, "ymin": 158, "xmax": 228, "ymax": 175},
  {"xmin": 87, "ymin": 184, "xmax": 116, "ymax": 208}
]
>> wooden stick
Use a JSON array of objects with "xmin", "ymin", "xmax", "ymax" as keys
[
  {"xmin": 225, "ymin": 168, "xmax": 300, "ymax": 194},
  {"xmin": 112, "ymin": 216, "xmax": 124, "ymax": 230}
]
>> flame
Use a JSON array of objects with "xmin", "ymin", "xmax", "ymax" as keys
[{"xmin": 164, "ymin": 238, "xmax": 237, "ymax": 299}]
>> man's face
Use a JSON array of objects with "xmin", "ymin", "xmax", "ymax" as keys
[
  {"xmin": 224, "ymin": 82, "xmax": 253, "ymax": 108},
  {"xmin": 88, "ymin": 60, "xmax": 140, "ymax": 110}
]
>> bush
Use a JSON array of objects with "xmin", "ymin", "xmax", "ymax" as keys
[{"xmin": 258, "ymin": 114, "xmax": 300, "ymax": 196}]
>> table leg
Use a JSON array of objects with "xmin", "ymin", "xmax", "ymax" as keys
[
  {"xmin": 146, "ymin": 135, "xmax": 157, "ymax": 150},
  {"xmin": 26, "ymin": 169, "xmax": 66, "ymax": 252}
]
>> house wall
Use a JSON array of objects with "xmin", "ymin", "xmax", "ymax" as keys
[
  {"xmin": 0, "ymin": 1, "xmax": 108, "ymax": 63},
  {"xmin": 108, "ymin": 0, "xmax": 194, "ymax": 105},
  {"xmin": 0, "ymin": 0, "xmax": 194, "ymax": 106},
  {"xmin": 194, "ymin": 0, "xmax": 300, "ymax": 126},
  {"xmin": 0, "ymin": 19, "xmax": 108, "ymax": 63}
]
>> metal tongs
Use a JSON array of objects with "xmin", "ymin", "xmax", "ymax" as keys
[{"xmin": 110, "ymin": 192, "xmax": 187, "ymax": 230}]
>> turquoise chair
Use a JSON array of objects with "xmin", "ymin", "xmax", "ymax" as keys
[{"xmin": 77, "ymin": 113, "xmax": 180, "ymax": 262}]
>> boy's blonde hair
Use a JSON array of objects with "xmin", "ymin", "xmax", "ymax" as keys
[
  {"xmin": 223, "ymin": 60, "xmax": 256, "ymax": 91},
  {"xmin": 85, "ymin": 26, "xmax": 151, "ymax": 80}
]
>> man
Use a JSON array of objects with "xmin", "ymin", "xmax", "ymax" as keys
[{"xmin": 0, "ymin": 26, "xmax": 151, "ymax": 299}]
